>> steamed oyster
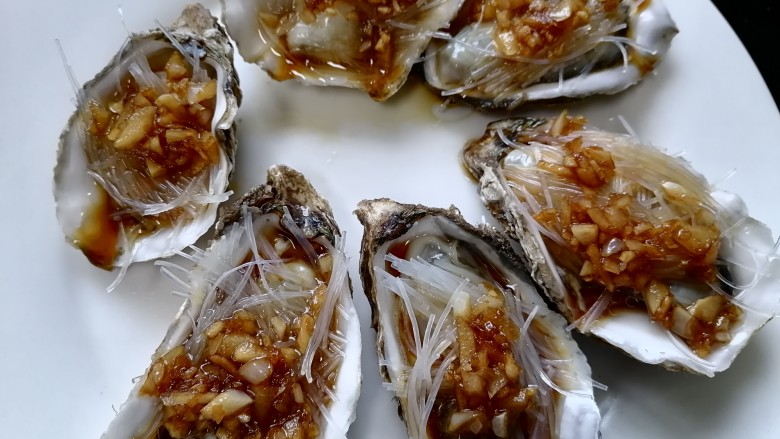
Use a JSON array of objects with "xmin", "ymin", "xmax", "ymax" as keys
[
  {"xmin": 463, "ymin": 113, "xmax": 780, "ymax": 376},
  {"xmin": 102, "ymin": 165, "xmax": 361, "ymax": 438},
  {"xmin": 356, "ymin": 199, "xmax": 600, "ymax": 438},
  {"xmin": 424, "ymin": 0, "xmax": 677, "ymax": 109},
  {"xmin": 55, "ymin": 4, "xmax": 241, "ymax": 271},
  {"xmin": 221, "ymin": 0, "xmax": 461, "ymax": 100}
]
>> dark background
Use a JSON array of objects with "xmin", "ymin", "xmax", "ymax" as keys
[{"xmin": 711, "ymin": 0, "xmax": 778, "ymax": 109}]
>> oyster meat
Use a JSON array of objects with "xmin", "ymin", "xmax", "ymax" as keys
[
  {"xmin": 356, "ymin": 198, "xmax": 600, "ymax": 438},
  {"xmin": 54, "ymin": 4, "xmax": 241, "ymax": 272},
  {"xmin": 221, "ymin": 0, "xmax": 462, "ymax": 100},
  {"xmin": 424, "ymin": 0, "xmax": 677, "ymax": 109},
  {"xmin": 463, "ymin": 113, "xmax": 780, "ymax": 376},
  {"xmin": 102, "ymin": 165, "xmax": 361, "ymax": 438}
]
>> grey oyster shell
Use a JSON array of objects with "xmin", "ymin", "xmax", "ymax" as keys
[
  {"xmin": 54, "ymin": 3, "xmax": 241, "ymax": 270},
  {"xmin": 424, "ymin": 0, "xmax": 677, "ymax": 110},
  {"xmin": 356, "ymin": 198, "xmax": 600, "ymax": 439},
  {"xmin": 102, "ymin": 165, "xmax": 361, "ymax": 439},
  {"xmin": 462, "ymin": 115, "xmax": 780, "ymax": 376}
]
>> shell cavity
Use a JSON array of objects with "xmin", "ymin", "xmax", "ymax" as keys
[
  {"xmin": 102, "ymin": 165, "xmax": 361, "ymax": 439},
  {"xmin": 356, "ymin": 198, "xmax": 600, "ymax": 438},
  {"xmin": 424, "ymin": 0, "xmax": 677, "ymax": 109},
  {"xmin": 221, "ymin": 0, "xmax": 463, "ymax": 100},
  {"xmin": 54, "ymin": 4, "xmax": 241, "ymax": 270},
  {"xmin": 462, "ymin": 113, "xmax": 780, "ymax": 376}
]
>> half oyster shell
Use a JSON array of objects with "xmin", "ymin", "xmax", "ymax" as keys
[
  {"xmin": 54, "ymin": 4, "xmax": 241, "ymax": 271},
  {"xmin": 424, "ymin": 0, "xmax": 677, "ymax": 109},
  {"xmin": 102, "ymin": 165, "xmax": 361, "ymax": 438},
  {"xmin": 356, "ymin": 198, "xmax": 600, "ymax": 438},
  {"xmin": 221, "ymin": 0, "xmax": 462, "ymax": 100},
  {"xmin": 463, "ymin": 113, "xmax": 780, "ymax": 376}
]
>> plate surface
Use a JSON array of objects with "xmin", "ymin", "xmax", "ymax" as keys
[{"xmin": 1, "ymin": 0, "xmax": 779, "ymax": 437}]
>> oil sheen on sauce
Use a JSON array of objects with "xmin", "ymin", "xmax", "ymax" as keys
[
  {"xmin": 142, "ymin": 215, "xmax": 337, "ymax": 438},
  {"xmin": 73, "ymin": 51, "xmax": 218, "ymax": 269},
  {"xmin": 389, "ymin": 234, "xmax": 540, "ymax": 438}
]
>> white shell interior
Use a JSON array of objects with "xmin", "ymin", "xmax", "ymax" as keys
[
  {"xmin": 54, "ymin": 38, "xmax": 232, "ymax": 266},
  {"xmin": 588, "ymin": 192, "xmax": 780, "ymax": 376},
  {"xmin": 498, "ymin": 144, "xmax": 780, "ymax": 377},
  {"xmin": 370, "ymin": 214, "xmax": 600, "ymax": 438},
  {"xmin": 424, "ymin": 0, "xmax": 677, "ymax": 105},
  {"xmin": 221, "ymin": 0, "xmax": 463, "ymax": 99},
  {"xmin": 102, "ymin": 210, "xmax": 362, "ymax": 438}
]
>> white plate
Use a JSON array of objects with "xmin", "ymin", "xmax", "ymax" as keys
[{"xmin": 2, "ymin": 0, "xmax": 778, "ymax": 437}]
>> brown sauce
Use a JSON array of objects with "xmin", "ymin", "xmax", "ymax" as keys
[
  {"xmin": 628, "ymin": 46, "xmax": 659, "ymax": 76},
  {"xmin": 450, "ymin": 0, "xmax": 621, "ymax": 59},
  {"xmin": 141, "ymin": 311, "xmax": 321, "ymax": 439},
  {"xmin": 72, "ymin": 185, "xmax": 120, "ymax": 269},
  {"xmin": 262, "ymin": 0, "xmax": 421, "ymax": 98},
  {"xmin": 142, "ymin": 222, "xmax": 338, "ymax": 438},
  {"xmin": 74, "ymin": 50, "xmax": 219, "ymax": 269},
  {"xmin": 469, "ymin": 247, "xmax": 511, "ymax": 290},
  {"xmin": 72, "ymin": 184, "xmax": 183, "ymax": 269},
  {"xmin": 536, "ymin": 195, "xmax": 720, "ymax": 293},
  {"xmin": 390, "ymin": 233, "xmax": 540, "ymax": 438},
  {"xmin": 386, "ymin": 240, "xmax": 411, "ymax": 277},
  {"xmin": 426, "ymin": 303, "xmax": 537, "ymax": 438},
  {"xmin": 508, "ymin": 114, "xmax": 737, "ymax": 355},
  {"xmin": 87, "ymin": 50, "xmax": 219, "ymax": 180}
]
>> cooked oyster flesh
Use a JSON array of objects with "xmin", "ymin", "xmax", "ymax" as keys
[
  {"xmin": 221, "ymin": 0, "xmax": 462, "ymax": 100},
  {"xmin": 55, "ymin": 4, "xmax": 240, "ymax": 270},
  {"xmin": 424, "ymin": 0, "xmax": 677, "ymax": 109}
]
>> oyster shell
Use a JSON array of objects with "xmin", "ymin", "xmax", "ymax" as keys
[
  {"xmin": 356, "ymin": 198, "xmax": 600, "ymax": 438},
  {"xmin": 54, "ymin": 4, "xmax": 241, "ymax": 271},
  {"xmin": 102, "ymin": 165, "xmax": 361, "ymax": 438},
  {"xmin": 424, "ymin": 0, "xmax": 677, "ymax": 109},
  {"xmin": 463, "ymin": 113, "xmax": 780, "ymax": 376},
  {"xmin": 220, "ymin": 0, "xmax": 462, "ymax": 100}
]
